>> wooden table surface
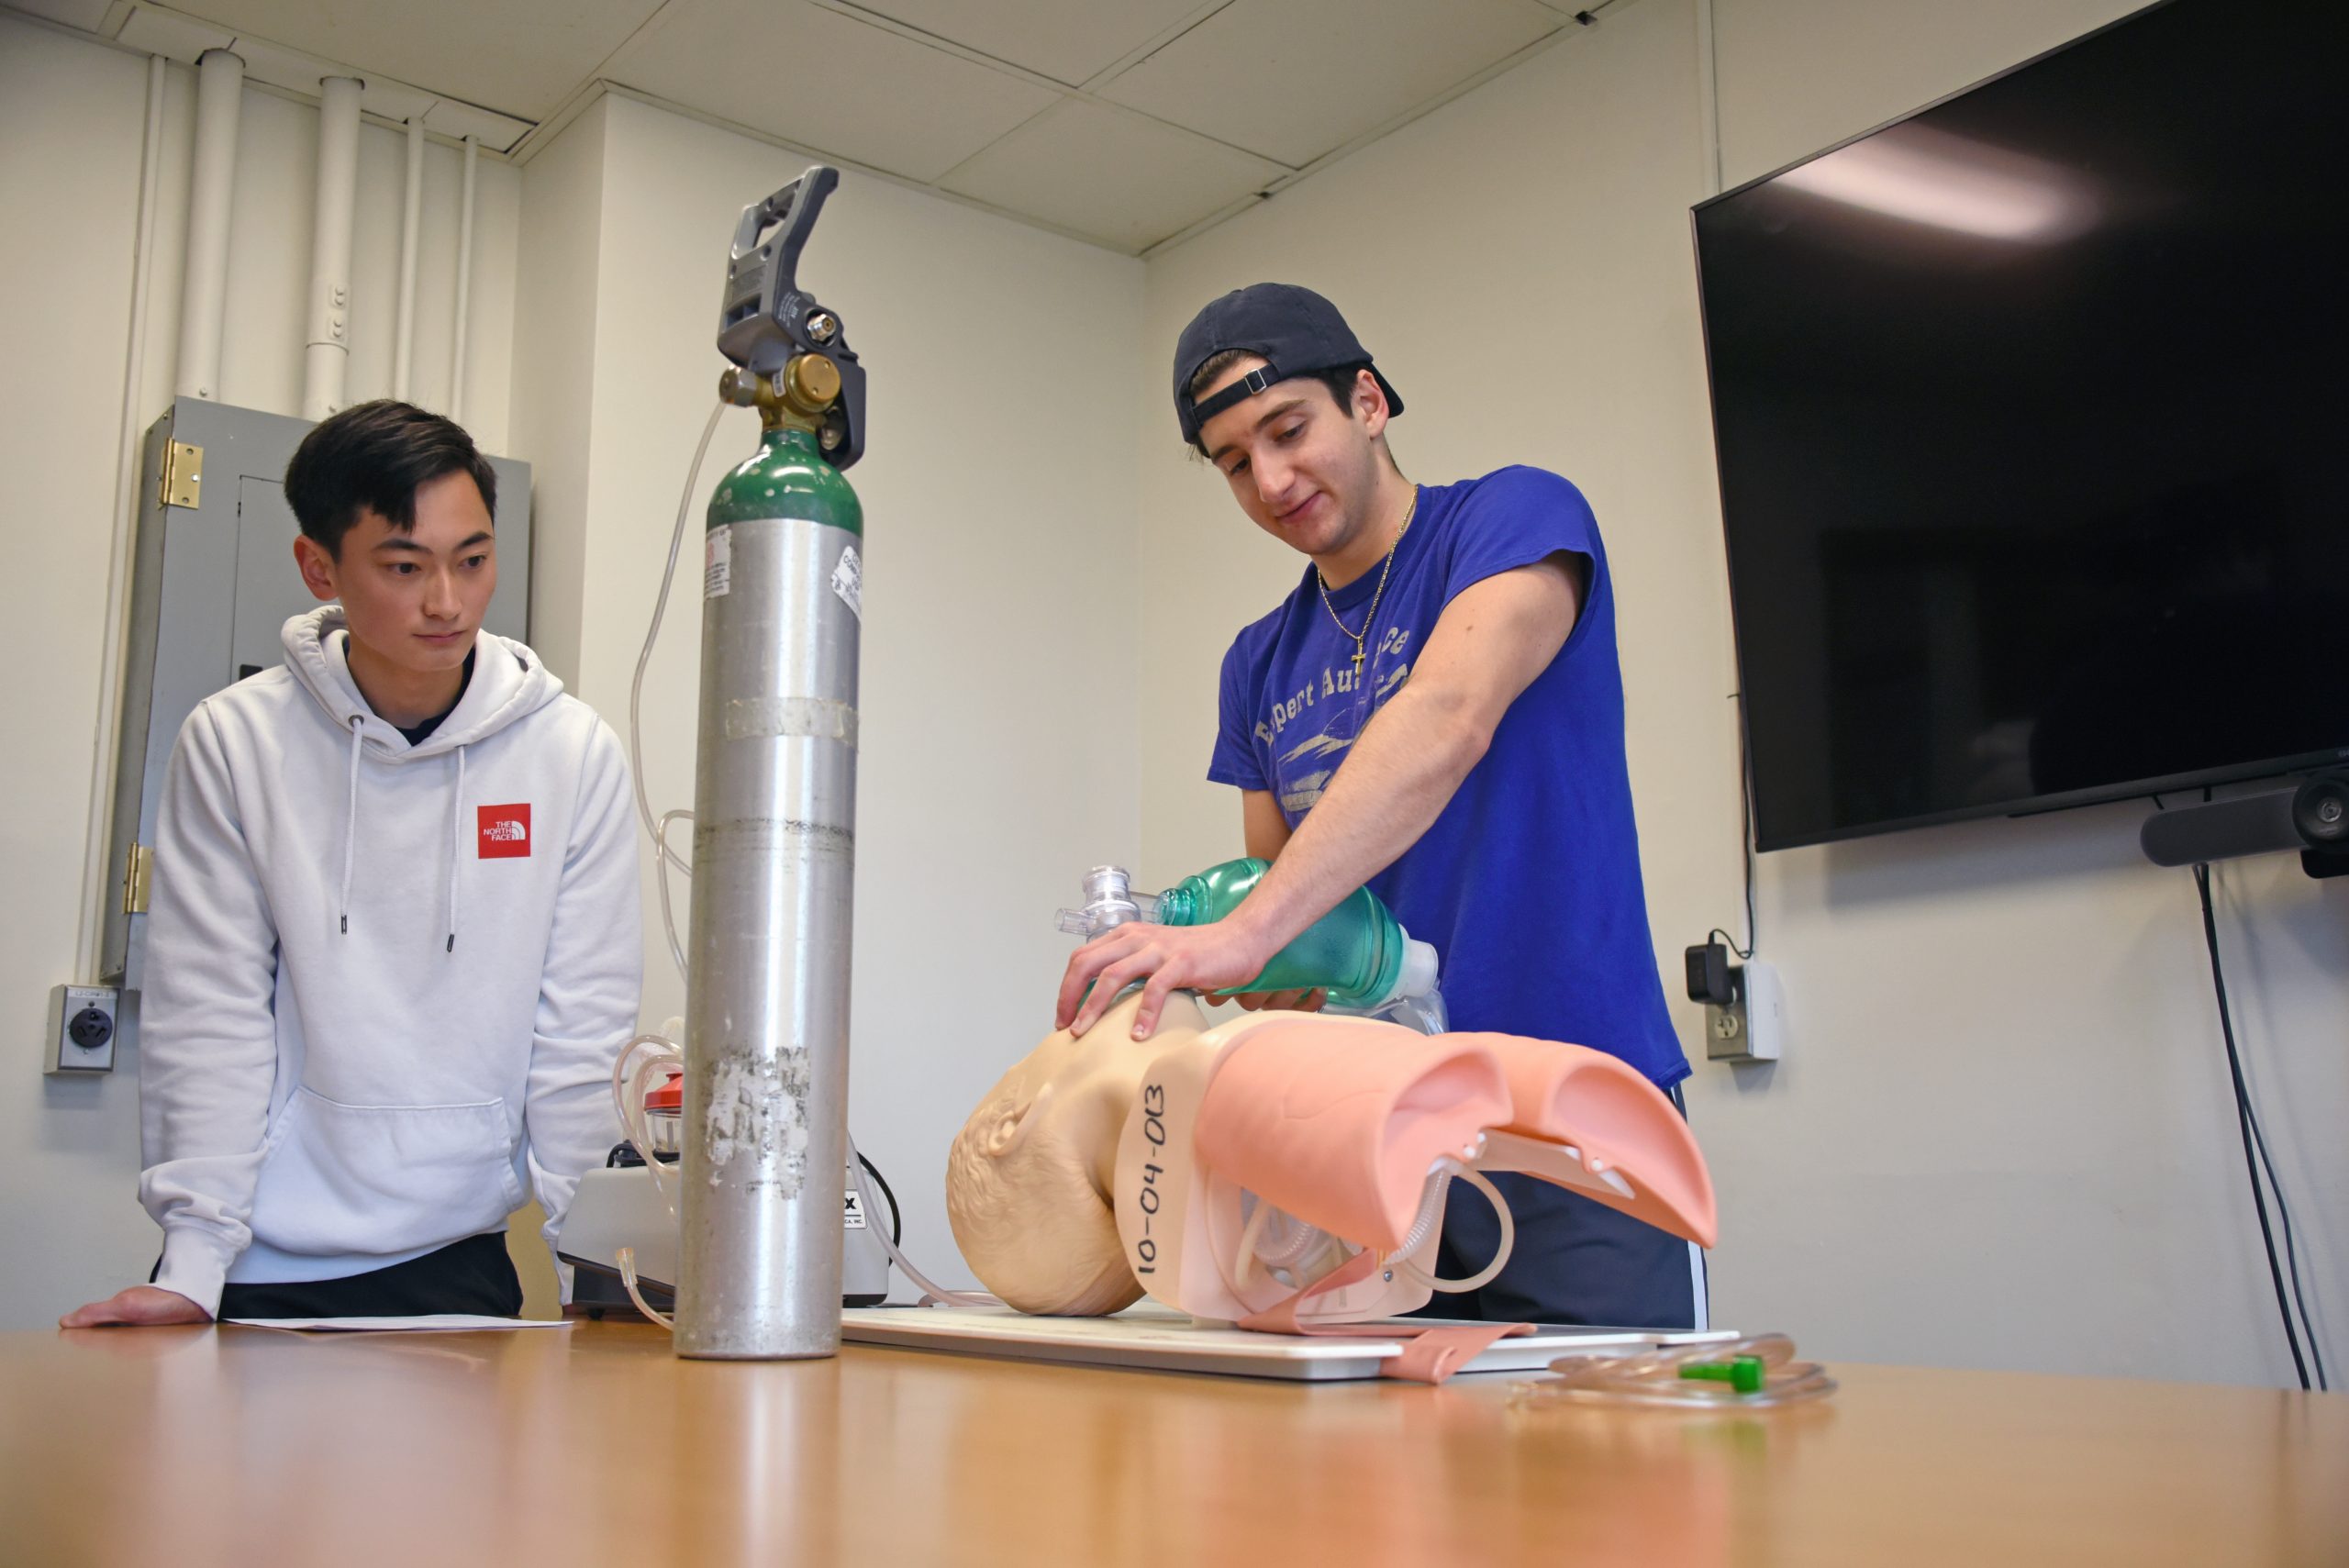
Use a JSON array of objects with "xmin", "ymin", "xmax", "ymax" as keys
[{"xmin": 4, "ymin": 1321, "xmax": 2342, "ymax": 1567}]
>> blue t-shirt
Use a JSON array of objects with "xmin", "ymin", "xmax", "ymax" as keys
[{"xmin": 1208, "ymin": 466, "xmax": 1687, "ymax": 1089}]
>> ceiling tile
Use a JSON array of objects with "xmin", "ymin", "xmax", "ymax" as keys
[
  {"xmin": 116, "ymin": 4, "xmax": 233, "ymax": 60},
  {"xmin": 607, "ymin": 0, "xmax": 1059, "ymax": 183},
  {"xmin": 1099, "ymin": 0, "xmax": 1560, "ymax": 167},
  {"xmin": 939, "ymin": 97, "xmax": 1281, "ymax": 252},
  {"xmin": 10, "ymin": 0, "xmax": 115, "ymax": 30},
  {"xmin": 840, "ymin": 0, "xmax": 1215, "ymax": 87},
  {"xmin": 155, "ymin": 0, "xmax": 662, "ymax": 118}
]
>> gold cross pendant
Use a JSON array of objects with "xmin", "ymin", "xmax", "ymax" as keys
[{"xmin": 1351, "ymin": 645, "xmax": 1365, "ymax": 674}]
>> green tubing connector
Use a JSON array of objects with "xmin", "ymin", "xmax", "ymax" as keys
[
  {"xmin": 1679, "ymin": 1355, "xmax": 1768, "ymax": 1394},
  {"xmin": 1155, "ymin": 857, "xmax": 1409, "ymax": 1009},
  {"xmin": 707, "ymin": 424, "xmax": 863, "ymax": 535}
]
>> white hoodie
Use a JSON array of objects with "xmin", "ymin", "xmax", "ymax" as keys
[{"xmin": 140, "ymin": 606, "xmax": 642, "ymax": 1316}]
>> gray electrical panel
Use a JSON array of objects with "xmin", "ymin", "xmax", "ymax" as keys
[{"xmin": 99, "ymin": 397, "xmax": 531, "ymax": 993}]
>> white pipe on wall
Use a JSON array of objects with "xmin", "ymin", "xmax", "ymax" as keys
[
  {"xmin": 79, "ymin": 55, "xmax": 171, "ymax": 982},
  {"xmin": 175, "ymin": 48, "xmax": 244, "ymax": 401},
  {"xmin": 449, "ymin": 135, "xmax": 477, "ymax": 424},
  {"xmin": 302, "ymin": 76, "xmax": 364, "ymax": 422},
  {"xmin": 393, "ymin": 117, "xmax": 425, "ymax": 400}
]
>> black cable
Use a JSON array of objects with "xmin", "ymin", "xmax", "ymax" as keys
[
  {"xmin": 857, "ymin": 1151, "xmax": 903, "ymax": 1246},
  {"xmin": 2248, "ymin": 1090, "xmax": 2328, "ymax": 1392},
  {"xmin": 1719, "ymin": 691, "xmax": 1756, "ymax": 960},
  {"xmin": 2199, "ymin": 867, "xmax": 2327, "ymax": 1391},
  {"xmin": 2193, "ymin": 863, "xmax": 2318, "ymax": 1391},
  {"xmin": 2217, "ymin": 882, "xmax": 2330, "ymax": 1398}
]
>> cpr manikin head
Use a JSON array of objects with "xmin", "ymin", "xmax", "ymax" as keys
[{"xmin": 946, "ymin": 988, "xmax": 1207, "ymax": 1315}]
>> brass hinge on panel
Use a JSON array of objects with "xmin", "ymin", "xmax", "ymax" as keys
[
  {"xmin": 122, "ymin": 843, "xmax": 154, "ymax": 915},
  {"xmin": 159, "ymin": 441, "xmax": 203, "ymax": 508}
]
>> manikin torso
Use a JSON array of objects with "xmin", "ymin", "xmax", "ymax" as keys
[{"xmin": 946, "ymin": 991, "xmax": 1718, "ymax": 1320}]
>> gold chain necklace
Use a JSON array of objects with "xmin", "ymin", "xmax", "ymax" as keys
[{"xmin": 1318, "ymin": 485, "xmax": 1418, "ymax": 675}]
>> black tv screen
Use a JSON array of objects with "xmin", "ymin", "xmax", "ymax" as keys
[{"xmin": 1693, "ymin": 0, "xmax": 2348, "ymax": 851}]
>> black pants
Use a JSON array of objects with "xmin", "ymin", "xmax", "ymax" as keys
[
  {"xmin": 172, "ymin": 1233, "xmax": 523, "ymax": 1318},
  {"xmin": 1406, "ymin": 1082, "xmax": 1706, "ymax": 1329}
]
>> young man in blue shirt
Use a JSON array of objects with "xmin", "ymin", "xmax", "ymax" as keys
[{"xmin": 1055, "ymin": 284, "xmax": 1698, "ymax": 1328}]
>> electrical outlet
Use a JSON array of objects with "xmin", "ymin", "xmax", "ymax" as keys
[
  {"xmin": 1704, "ymin": 993, "xmax": 1747, "ymax": 1059},
  {"xmin": 46, "ymin": 984, "xmax": 119, "ymax": 1074},
  {"xmin": 1705, "ymin": 961, "xmax": 1783, "ymax": 1064}
]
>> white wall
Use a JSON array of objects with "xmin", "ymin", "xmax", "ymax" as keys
[
  {"xmin": 0, "ymin": 12, "xmax": 521, "ymax": 1327},
  {"xmin": 1135, "ymin": 0, "xmax": 2344, "ymax": 1385},
  {"xmin": 509, "ymin": 93, "xmax": 1145, "ymax": 1293}
]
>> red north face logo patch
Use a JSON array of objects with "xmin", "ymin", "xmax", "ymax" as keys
[{"xmin": 478, "ymin": 804, "xmax": 532, "ymax": 859}]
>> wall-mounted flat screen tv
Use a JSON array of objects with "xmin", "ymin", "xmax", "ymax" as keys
[{"xmin": 1693, "ymin": 0, "xmax": 2347, "ymax": 851}]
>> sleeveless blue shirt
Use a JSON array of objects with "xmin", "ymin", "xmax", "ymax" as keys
[{"xmin": 1208, "ymin": 466, "xmax": 1687, "ymax": 1089}]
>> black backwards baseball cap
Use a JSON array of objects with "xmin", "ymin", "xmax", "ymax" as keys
[{"xmin": 1172, "ymin": 283, "xmax": 1404, "ymax": 448}]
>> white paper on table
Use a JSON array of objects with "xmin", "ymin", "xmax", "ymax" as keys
[{"xmin": 224, "ymin": 1315, "xmax": 573, "ymax": 1332}]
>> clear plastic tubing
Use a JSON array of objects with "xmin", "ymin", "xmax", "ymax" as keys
[
  {"xmin": 849, "ymin": 1150, "xmax": 996, "ymax": 1308},
  {"xmin": 1519, "ymin": 1333, "xmax": 1838, "ymax": 1409},
  {"xmin": 1398, "ymin": 1159, "xmax": 1514, "ymax": 1294},
  {"xmin": 631, "ymin": 403, "xmax": 726, "ymax": 902}
]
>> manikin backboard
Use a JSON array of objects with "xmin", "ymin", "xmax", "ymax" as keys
[{"xmin": 840, "ymin": 1305, "xmax": 1735, "ymax": 1382}]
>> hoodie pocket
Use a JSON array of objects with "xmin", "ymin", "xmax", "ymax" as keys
[{"xmin": 248, "ymin": 1086, "xmax": 524, "ymax": 1257}]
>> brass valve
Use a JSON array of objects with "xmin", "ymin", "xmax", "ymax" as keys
[{"xmin": 718, "ymin": 353, "xmax": 842, "ymax": 432}]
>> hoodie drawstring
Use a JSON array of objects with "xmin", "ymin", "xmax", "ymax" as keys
[
  {"xmin": 340, "ymin": 717, "xmax": 362, "ymax": 935},
  {"xmin": 446, "ymin": 744, "xmax": 466, "ymax": 953}
]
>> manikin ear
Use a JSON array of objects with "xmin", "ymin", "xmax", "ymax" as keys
[
  {"xmin": 984, "ymin": 1084, "xmax": 1052, "ymax": 1159},
  {"xmin": 292, "ymin": 535, "xmax": 340, "ymax": 604}
]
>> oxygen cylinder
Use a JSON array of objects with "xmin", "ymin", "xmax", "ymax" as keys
[{"xmin": 676, "ymin": 373, "xmax": 863, "ymax": 1360}]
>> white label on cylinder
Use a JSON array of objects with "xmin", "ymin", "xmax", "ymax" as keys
[
  {"xmin": 831, "ymin": 544, "xmax": 863, "ymax": 620},
  {"xmin": 704, "ymin": 525, "xmax": 731, "ymax": 598}
]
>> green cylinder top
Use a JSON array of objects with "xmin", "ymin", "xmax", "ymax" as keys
[{"xmin": 707, "ymin": 425, "xmax": 863, "ymax": 537}]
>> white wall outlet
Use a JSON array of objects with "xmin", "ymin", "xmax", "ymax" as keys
[
  {"xmin": 1705, "ymin": 961, "xmax": 1783, "ymax": 1064},
  {"xmin": 1704, "ymin": 991, "xmax": 1746, "ymax": 1057},
  {"xmin": 46, "ymin": 984, "xmax": 118, "ymax": 1074}
]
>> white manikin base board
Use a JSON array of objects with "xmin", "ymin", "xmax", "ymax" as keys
[{"xmin": 840, "ymin": 1305, "xmax": 1734, "ymax": 1382}]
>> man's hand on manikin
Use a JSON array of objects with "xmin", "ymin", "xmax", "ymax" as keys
[
  {"xmin": 60, "ymin": 1285, "xmax": 213, "ymax": 1329},
  {"xmin": 1059, "ymin": 917, "xmax": 1287, "ymax": 1040}
]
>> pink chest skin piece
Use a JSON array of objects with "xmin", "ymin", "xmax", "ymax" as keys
[
  {"xmin": 1462, "ymin": 1031, "xmax": 1718, "ymax": 1248},
  {"xmin": 1195, "ymin": 1018, "xmax": 1510, "ymax": 1251},
  {"xmin": 1110, "ymin": 1012, "xmax": 1718, "ymax": 1342}
]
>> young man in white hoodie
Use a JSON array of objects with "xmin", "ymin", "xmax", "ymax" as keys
[{"xmin": 63, "ymin": 401, "xmax": 642, "ymax": 1326}]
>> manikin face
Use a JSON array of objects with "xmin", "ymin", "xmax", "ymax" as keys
[
  {"xmin": 294, "ymin": 469, "xmax": 497, "ymax": 679},
  {"xmin": 947, "ymin": 988, "xmax": 1208, "ymax": 1315},
  {"xmin": 1196, "ymin": 354, "xmax": 1391, "ymax": 565}
]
